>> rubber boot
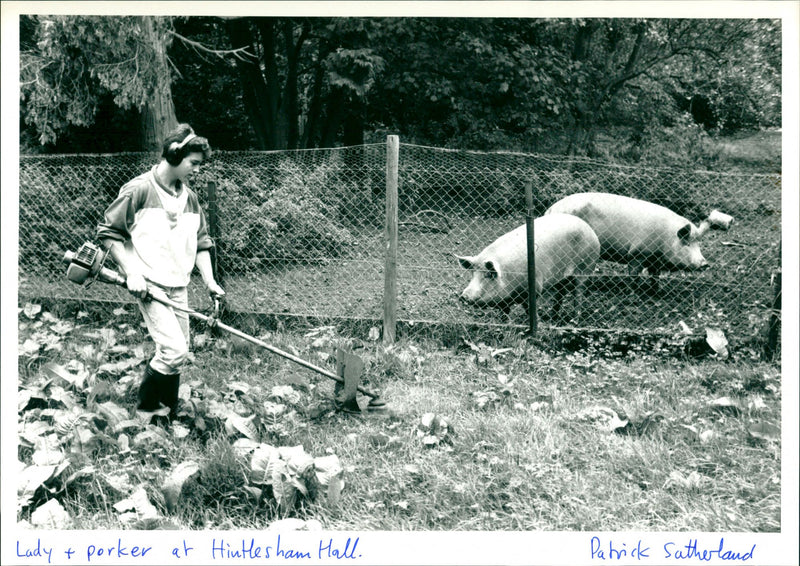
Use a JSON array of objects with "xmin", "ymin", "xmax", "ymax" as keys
[
  {"xmin": 161, "ymin": 373, "xmax": 180, "ymax": 421},
  {"xmin": 137, "ymin": 364, "xmax": 165, "ymax": 412}
]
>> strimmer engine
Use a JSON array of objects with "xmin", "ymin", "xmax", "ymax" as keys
[{"xmin": 63, "ymin": 241, "xmax": 126, "ymax": 287}]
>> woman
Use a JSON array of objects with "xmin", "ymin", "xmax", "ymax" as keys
[{"xmin": 97, "ymin": 124, "xmax": 225, "ymax": 422}]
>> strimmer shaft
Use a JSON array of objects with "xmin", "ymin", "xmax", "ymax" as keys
[{"xmin": 147, "ymin": 290, "xmax": 382, "ymax": 401}]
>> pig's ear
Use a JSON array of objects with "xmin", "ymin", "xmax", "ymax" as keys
[
  {"xmin": 677, "ymin": 223, "xmax": 692, "ymax": 243},
  {"xmin": 456, "ymin": 255, "xmax": 475, "ymax": 269}
]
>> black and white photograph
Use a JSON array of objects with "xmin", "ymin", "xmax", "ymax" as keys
[{"xmin": 2, "ymin": 2, "xmax": 798, "ymax": 565}]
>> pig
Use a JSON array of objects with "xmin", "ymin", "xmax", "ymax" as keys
[
  {"xmin": 457, "ymin": 213, "xmax": 600, "ymax": 320},
  {"xmin": 545, "ymin": 192, "xmax": 710, "ymax": 278}
]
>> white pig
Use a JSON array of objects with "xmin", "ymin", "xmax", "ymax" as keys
[
  {"xmin": 545, "ymin": 192, "xmax": 710, "ymax": 277},
  {"xmin": 457, "ymin": 213, "xmax": 600, "ymax": 319}
]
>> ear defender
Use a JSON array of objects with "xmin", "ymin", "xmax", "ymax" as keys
[{"xmin": 165, "ymin": 128, "xmax": 198, "ymax": 166}]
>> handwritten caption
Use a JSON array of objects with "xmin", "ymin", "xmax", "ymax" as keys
[
  {"xmin": 16, "ymin": 535, "xmax": 361, "ymax": 564},
  {"xmin": 590, "ymin": 536, "xmax": 757, "ymax": 562}
]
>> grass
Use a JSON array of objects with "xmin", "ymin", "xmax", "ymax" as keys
[
  {"xmin": 16, "ymin": 304, "xmax": 782, "ymax": 531},
  {"xmin": 706, "ymin": 129, "xmax": 782, "ymax": 173}
]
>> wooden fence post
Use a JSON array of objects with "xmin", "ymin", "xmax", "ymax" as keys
[
  {"xmin": 206, "ymin": 181, "xmax": 223, "ymax": 285},
  {"xmin": 383, "ymin": 135, "xmax": 399, "ymax": 344}
]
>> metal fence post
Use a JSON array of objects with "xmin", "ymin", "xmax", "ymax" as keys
[
  {"xmin": 525, "ymin": 181, "xmax": 538, "ymax": 336},
  {"xmin": 206, "ymin": 180, "xmax": 223, "ymax": 285},
  {"xmin": 383, "ymin": 135, "xmax": 399, "ymax": 344}
]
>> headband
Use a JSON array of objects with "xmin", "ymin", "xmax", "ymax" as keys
[{"xmin": 170, "ymin": 129, "xmax": 198, "ymax": 152}]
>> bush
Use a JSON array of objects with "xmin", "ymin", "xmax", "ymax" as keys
[
  {"xmin": 210, "ymin": 159, "xmax": 358, "ymax": 273},
  {"xmin": 613, "ymin": 113, "xmax": 721, "ymax": 170}
]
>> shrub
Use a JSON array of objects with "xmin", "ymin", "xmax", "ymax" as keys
[{"xmin": 209, "ymin": 159, "xmax": 358, "ymax": 274}]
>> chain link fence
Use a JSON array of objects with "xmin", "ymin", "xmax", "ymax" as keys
[{"xmin": 18, "ymin": 140, "xmax": 781, "ymax": 349}]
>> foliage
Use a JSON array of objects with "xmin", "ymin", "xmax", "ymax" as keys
[
  {"xmin": 18, "ymin": 154, "xmax": 153, "ymax": 277},
  {"xmin": 17, "ymin": 304, "xmax": 345, "ymax": 529},
  {"xmin": 222, "ymin": 17, "xmax": 386, "ymax": 150},
  {"xmin": 169, "ymin": 17, "xmax": 255, "ymax": 150},
  {"xmin": 200, "ymin": 159, "xmax": 359, "ymax": 272},
  {"xmin": 20, "ymin": 15, "xmax": 177, "ymax": 147},
  {"xmin": 371, "ymin": 18, "xmax": 781, "ymax": 155},
  {"xmin": 20, "ymin": 16, "xmax": 781, "ymax": 160},
  {"xmin": 673, "ymin": 20, "xmax": 781, "ymax": 133}
]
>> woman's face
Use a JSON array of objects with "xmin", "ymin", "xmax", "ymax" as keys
[{"xmin": 174, "ymin": 151, "xmax": 204, "ymax": 181}]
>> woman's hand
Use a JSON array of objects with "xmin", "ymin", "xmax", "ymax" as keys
[
  {"xmin": 126, "ymin": 273, "xmax": 149, "ymax": 299},
  {"xmin": 207, "ymin": 280, "xmax": 225, "ymax": 297}
]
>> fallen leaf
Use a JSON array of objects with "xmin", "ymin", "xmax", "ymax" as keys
[
  {"xmin": 65, "ymin": 465, "xmax": 96, "ymax": 486},
  {"xmin": 18, "ymin": 465, "xmax": 57, "ymax": 505},
  {"xmin": 97, "ymin": 357, "xmax": 145, "ymax": 377},
  {"xmin": 19, "ymin": 420, "xmax": 53, "ymax": 447},
  {"xmin": 705, "ymin": 328, "xmax": 729, "ymax": 359},
  {"xmin": 171, "ymin": 423, "xmax": 191, "ymax": 439},
  {"xmin": 748, "ymin": 422, "xmax": 780, "ymax": 442},
  {"xmin": 576, "ymin": 406, "xmax": 629, "ymax": 433},
  {"xmin": 417, "ymin": 413, "xmax": 452, "ymax": 446},
  {"xmin": 162, "ymin": 461, "xmax": 201, "ymax": 512},
  {"xmin": 225, "ymin": 414, "xmax": 259, "ymax": 440},
  {"xmin": 32, "ymin": 446, "xmax": 65, "ymax": 466},
  {"xmin": 114, "ymin": 487, "xmax": 159, "ymax": 522},
  {"xmin": 97, "ymin": 401, "xmax": 130, "ymax": 429},
  {"xmin": 42, "ymin": 362, "xmax": 85, "ymax": 389},
  {"xmin": 19, "ymin": 339, "xmax": 42, "ymax": 357},
  {"xmin": 250, "ymin": 444, "xmax": 281, "ymax": 485},
  {"xmin": 31, "ymin": 499, "xmax": 73, "ymax": 529},
  {"xmin": 710, "ymin": 397, "xmax": 742, "ymax": 416},
  {"xmin": 270, "ymin": 385, "xmax": 302, "ymax": 405},
  {"xmin": 102, "ymin": 472, "xmax": 134, "ymax": 494},
  {"xmin": 665, "ymin": 470, "xmax": 704, "ymax": 490},
  {"xmin": 23, "ymin": 303, "xmax": 42, "ymax": 319},
  {"xmin": 50, "ymin": 320, "xmax": 75, "ymax": 335},
  {"xmin": 228, "ymin": 381, "xmax": 251, "ymax": 395}
]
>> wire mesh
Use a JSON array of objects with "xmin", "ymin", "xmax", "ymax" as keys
[
  {"xmin": 399, "ymin": 144, "xmax": 781, "ymax": 343},
  {"xmin": 18, "ymin": 141, "xmax": 781, "ymax": 345}
]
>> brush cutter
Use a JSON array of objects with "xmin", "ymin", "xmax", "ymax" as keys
[{"xmin": 63, "ymin": 242, "xmax": 387, "ymax": 413}]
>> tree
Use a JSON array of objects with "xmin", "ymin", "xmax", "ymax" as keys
[
  {"xmin": 369, "ymin": 18, "xmax": 780, "ymax": 155},
  {"xmin": 168, "ymin": 17, "xmax": 255, "ymax": 150},
  {"xmin": 21, "ymin": 15, "xmax": 178, "ymax": 150},
  {"xmin": 20, "ymin": 16, "xmax": 780, "ymax": 156},
  {"xmin": 222, "ymin": 17, "xmax": 384, "ymax": 150},
  {"xmin": 552, "ymin": 19, "xmax": 780, "ymax": 154}
]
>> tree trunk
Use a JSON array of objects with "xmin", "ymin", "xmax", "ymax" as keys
[
  {"xmin": 226, "ymin": 18, "xmax": 271, "ymax": 149},
  {"xmin": 282, "ymin": 21, "xmax": 309, "ymax": 150},
  {"xmin": 301, "ymin": 40, "xmax": 331, "ymax": 148},
  {"xmin": 256, "ymin": 18, "xmax": 284, "ymax": 148},
  {"xmin": 140, "ymin": 16, "xmax": 178, "ymax": 151},
  {"xmin": 320, "ymin": 89, "xmax": 345, "ymax": 148},
  {"xmin": 342, "ymin": 108, "xmax": 364, "ymax": 147}
]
